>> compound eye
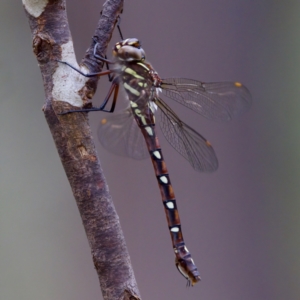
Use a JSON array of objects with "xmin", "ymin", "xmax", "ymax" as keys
[
  {"xmin": 128, "ymin": 40, "xmax": 141, "ymax": 49},
  {"xmin": 134, "ymin": 42, "xmax": 141, "ymax": 48}
]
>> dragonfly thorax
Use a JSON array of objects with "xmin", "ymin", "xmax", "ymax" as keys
[{"xmin": 113, "ymin": 38, "xmax": 146, "ymax": 62}]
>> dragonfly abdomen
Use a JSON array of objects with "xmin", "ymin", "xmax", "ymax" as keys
[{"xmin": 130, "ymin": 101, "xmax": 201, "ymax": 285}]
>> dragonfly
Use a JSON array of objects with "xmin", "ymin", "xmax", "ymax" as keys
[{"xmin": 58, "ymin": 38, "xmax": 251, "ymax": 286}]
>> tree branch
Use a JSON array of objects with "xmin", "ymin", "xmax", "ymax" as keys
[{"xmin": 22, "ymin": 1, "xmax": 141, "ymax": 299}]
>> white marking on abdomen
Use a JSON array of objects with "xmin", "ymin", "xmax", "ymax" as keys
[
  {"xmin": 144, "ymin": 126, "xmax": 153, "ymax": 136},
  {"xmin": 159, "ymin": 175, "xmax": 168, "ymax": 184},
  {"xmin": 165, "ymin": 201, "xmax": 174, "ymax": 209},
  {"xmin": 170, "ymin": 226, "xmax": 179, "ymax": 233},
  {"xmin": 153, "ymin": 150, "xmax": 161, "ymax": 159}
]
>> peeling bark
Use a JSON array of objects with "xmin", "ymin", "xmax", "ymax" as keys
[{"xmin": 23, "ymin": 1, "xmax": 140, "ymax": 299}]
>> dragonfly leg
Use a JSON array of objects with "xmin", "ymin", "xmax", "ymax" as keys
[
  {"xmin": 116, "ymin": 15, "xmax": 124, "ymax": 40},
  {"xmin": 100, "ymin": 81, "xmax": 119, "ymax": 113},
  {"xmin": 102, "ymin": 54, "xmax": 115, "ymax": 82},
  {"xmin": 59, "ymin": 80, "xmax": 119, "ymax": 115},
  {"xmin": 104, "ymin": 56, "xmax": 115, "ymax": 82},
  {"xmin": 97, "ymin": 80, "xmax": 119, "ymax": 113},
  {"xmin": 57, "ymin": 59, "xmax": 113, "ymax": 78},
  {"xmin": 93, "ymin": 42, "xmax": 115, "ymax": 64},
  {"xmin": 92, "ymin": 41, "xmax": 115, "ymax": 82}
]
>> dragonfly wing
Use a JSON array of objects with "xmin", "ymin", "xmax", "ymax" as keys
[
  {"xmin": 161, "ymin": 78, "xmax": 251, "ymax": 121},
  {"xmin": 97, "ymin": 108, "xmax": 149, "ymax": 160},
  {"xmin": 155, "ymin": 98, "xmax": 218, "ymax": 172}
]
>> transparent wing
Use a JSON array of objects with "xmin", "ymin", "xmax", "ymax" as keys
[
  {"xmin": 97, "ymin": 108, "xmax": 149, "ymax": 160},
  {"xmin": 155, "ymin": 98, "xmax": 218, "ymax": 172},
  {"xmin": 161, "ymin": 79, "xmax": 251, "ymax": 121}
]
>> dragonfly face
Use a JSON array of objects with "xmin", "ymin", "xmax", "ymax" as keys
[{"xmin": 113, "ymin": 38, "xmax": 146, "ymax": 62}]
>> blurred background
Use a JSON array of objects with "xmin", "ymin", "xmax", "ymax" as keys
[{"xmin": 1, "ymin": 1, "xmax": 300, "ymax": 299}]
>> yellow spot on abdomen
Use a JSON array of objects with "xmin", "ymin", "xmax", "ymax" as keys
[{"xmin": 234, "ymin": 82, "xmax": 242, "ymax": 87}]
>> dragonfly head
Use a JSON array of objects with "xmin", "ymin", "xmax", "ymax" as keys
[{"xmin": 113, "ymin": 38, "xmax": 146, "ymax": 62}]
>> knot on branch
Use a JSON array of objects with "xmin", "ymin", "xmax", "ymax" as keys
[
  {"xmin": 122, "ymin": 289, "xmax": 141, "ymax": 300},
  {"xmin": 33, "ymin": 33, "xmax": 55, "ymax": 64}
]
